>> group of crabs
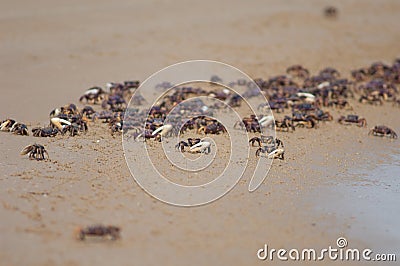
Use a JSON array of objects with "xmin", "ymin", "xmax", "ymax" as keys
[
  {"xmin": 2, "ymin": 60, "xmax": 399, "ymax": 163},
  {"xmin": 1, "ymin": 61, "xmax": 399, "ymax": 242}
]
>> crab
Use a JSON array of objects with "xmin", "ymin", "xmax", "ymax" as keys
[
  {"xmin": 11, "ymin": 123, "xmax": 29, "ymax": 136},
  {"xmin": 308, "ymin": 109, "xmax": 333, "ymax": 121},
  {"xmin": 249, "ymin": 136, "xmax": 283, "ymax": 147},
  {"xmin": 358, "ymin": 94, "xmax": 383, "ymax": 105},
  {"xmin": 327, "ymin": 98, "xmax": 351, "ymax": 109},
  {"xmin": 61, "ymin": 123, "xmax": 81, "ymax": 136},
  {"xmin": 79, "ymin": 87, "xmax": 106, "ymax": 104},
  {"xmin": 102, "ymin": 94, "xmax": 126, "ymax": 112},
  {"xmin": 235, "ymin": 115, "xmax": 261, "ymax": 133},
  {"xmin": 291, "ymin": 103, "xmax": 317, "ymax": 113},
  {"xmin": 49, "ymin": 103, "xmax": 79, "ymax": 118},
  {"xmin": 291, "ymin": 112, "xmax": 317, "ymax": 128},
  {"xmin": 72, "ymin": 116, "xmax": 89, "ymax": 132},
  {"xmin": 324, "ymin": 6, "xmax": 338, "ymax": 18},
  {"xmin": 351, "ymin": 68, "xmax": 370, "ymax": 82},
  {"xmin": 369, "ymin": 125, "xmax": 397, "ymax": 139},
  {"xmin": 20, "ymin": 144, "xmax": 49, "ymax": 161},
  {"xmin": 275, "ymin": 116, "xmax": 295, "ymax": 132},
  {"xmin": 175, "ymin": 138, "xmax": 201, "ymax": 152},
  {"xmin": 76, "ymin": 225, "xmax": 121, "ymax": 241},
  {"xmin": 198, "ymin": 123, "xmax": 225, "ymax": 135},
  {"xmin": 123, "ymin": 80, "xmax": 140, "ymax": 90},
  {"xmin": 320, "ymin": 67, "xmax": 340, "ymax": 79},
  {"xmin": 1, "ymin": 119, "xmax": 16, "ymax": 131},
  {"xmin": 286, "ymin": 65, "xmax": 310, "ymax": 79},
  {"xmin": 81, "ymin": 106, "xmax": 96, "ymax": 119},
  {"xmin": 256, "ymin": 146, "xmax": 285, "ymax": 160},
  {"xmin": 32, "ymin": 127, "xmax": 59, "ymax": 137},
  {"xmin": 110, "ymin": 117, "xmax": 123, "ymax": 136},
  {"xmin": 268, "ymin": 101, "xmax": 286, "ymax": 113},
  {"xmin": 210, "ymin": 75, "xmax": 223, "ymax": 83},
  {"xmin": 338, "ymin": 115, "xmax": 367, "ymax": 127}
]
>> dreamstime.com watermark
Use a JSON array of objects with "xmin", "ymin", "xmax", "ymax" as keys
[{"xmin": 257, "ymin": 237, "xmax": 397, "ymax": 262}]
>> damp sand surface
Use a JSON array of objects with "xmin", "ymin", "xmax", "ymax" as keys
[{"xmin": 1, "ymin": 0, "xmax": 400, "ymax": 265}]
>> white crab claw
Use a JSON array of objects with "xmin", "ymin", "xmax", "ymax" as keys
[
  {"xmin": 267, "ymin": 148, "xmax": 284, "ymax": 159},
  {"xmin": 85, "ymin": 88, "xmax": 101, "ymax": 95},
  {"xmin": 296, "ymin": 92, "xmax": 315, "ymax": 99},
  {"xmin": 152, "ymin": 124, "xmax": 173, "ymax": 137},
  {"xmin": 189, "ymin": 141, "xmax": 211, "ymax": 154},
  {"xmin": 297, "ymin": 92, "xmax": 315, "ymax": 103},
  {"xmin": 106, "ymin": 83, "xmax": 114, "ymax": 90},
  {"xmin": 50, "ymin": 117, "xmax": 71, "ymax": 130},
  {"xmin": 317, "ymin": 81, "xmax": 330, "ymax": 89},
  {"xmin": 0, "ymin": 121, "xmax": 9, "ymax": 131},
  {"xmin": 259, "ymin": 115, "xmax": 274, "ymax": 127}
]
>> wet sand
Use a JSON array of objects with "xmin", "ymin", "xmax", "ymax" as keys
[{"xmin": 1, "ymin": 0, "xmax": 400, "ymax": 265}]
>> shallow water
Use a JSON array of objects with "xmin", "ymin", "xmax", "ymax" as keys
[{"xmin": 314, "ymin": 151, "xmax": 400, "ymax": 257}]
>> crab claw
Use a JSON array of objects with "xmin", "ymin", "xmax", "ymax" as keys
[
  {"xmin": 259, "ymin": 115, "xmax": 274, "ymax": 128},
  {"xmin": 267, "ymin": 148, "xmax": 285, "ymax": 159},
  {"xmin": 1, "ymin": 119, "xmax": 16, "ymax": 131},
  {"xmin": 20, "ymin": 145, "xmax": 33, "ymax": 155},
  {"xmin": 189, "ymin": 141, "xmax": 211, "ymax": 154},
  {"xmin": 50, "ymin": 117, "xmax": 71, "ymax": 131},
  {"xmin": 152, "ymin": 124, "xmax": 173, "ymax": 137}
]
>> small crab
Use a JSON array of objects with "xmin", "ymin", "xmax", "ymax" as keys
[
  {"xmin": 256, "ymin": 146, "xmax": 285, "ymax": 160},
  {"xmin": 81, "ymin": 106, "xmax": 96, "ymax": 119},
  {"xmin": 249, "ymin": 136, "xmax": 283, "ymax": 147},
  {"xmin": 286, "ymin": 65, "xmax": 310, "ymax": 79},
  {"xmin": 175, "ymin": 138, "xmax": 201, "ymax": 152},
  {"xmin": 32, "ymin": 127, "xmax": 59, "ymax": 137},
  {"xmin": 110, "ymin": 118, "xmax": 123, "ymax": 136},
  {"xmin": 20, "ymin": 144, "xmax": 49, "ymax": 161},
  {"xmin": 369, "ymin": 125, "xmax": 397, "ymax": 139},
  {"xmin": 324, "ymin": 6, "xmax": 338, "ymax": 18},
  {"xmin": 338, "ymin": 115, "xmax": 367, "ymax": 127},
  {"xmin": 275, "ymin": 117, "xmax": 296, "ymax": 132},
  {"xmin": 198, "ymin": 123, "xmax": 225, "ymax": 135},
  {"xmin": 11, "ymin": 123, "xmax": 29, "ymax": 136},
  {"xmin": 1, "ymin": 119, "xmax": 16, "ymax": 131},
  {"xmin": 75, "ymin": 225, "xmax": 121, "ymax": 241},
  {"xmin": 292, "ymin": 112, "xmax": 317, "ymax": 128},
  {"xmin": 61, "ymin": 123, "xmax": 81, "ymax": 136},
  {"xmin": 79, "ymin": 87, "xmax": 106, "ymax": 104},
  {"xmin": 235, "ymin": 115, "xmax": 261, "ymax": 133}
]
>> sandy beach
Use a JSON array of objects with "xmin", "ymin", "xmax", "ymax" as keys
[{"xmin": 1, "ymin": 0, "xmax": 399, "ymax": 265}]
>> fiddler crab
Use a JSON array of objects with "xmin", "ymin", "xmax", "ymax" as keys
[
  {"xmin": 369, "ymin": 125, "xmax": 397, "ymax": 139},
  {"xmin": 79, "ymin": 87, "xmax": 106, "ymax": 104},
  {"xmin": 32, "ymin": 127, "xmax": 59, "ymax": 137},
  {"xmin": 254, "ymin": 137, "xmax": 285, "ymax": 160},
  {"xmin": 324, "ymin": 6, "xmax": 338, "ymax": 18},
  {"xmin": 338, "ymin": 115, "xmax": 367, "ymax": 127},
  {"xmin": 249, "ymin": 135, "xmax": 284, "ymax": 147},
  {"xmin": 1, "ymin": 119, "xmax": 29, "ymax": 136},
  {"xmin": 20, "ymin": 144, "xmax": 49, "ymax": 161},
  {"xmin": 75, "ymin": 225, "xmax": 121, "ymax": 241},
  {"xmin": 175, "ymin": 138, "xmax": 211, "ymax": 154}
]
